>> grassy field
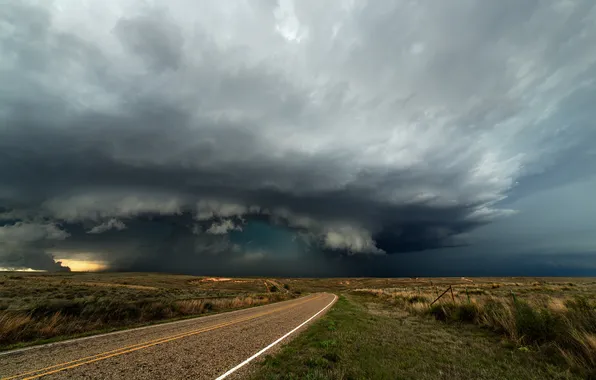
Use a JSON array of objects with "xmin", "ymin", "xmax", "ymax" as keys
[
  {"xmin": 252, "ymin": 294, "xmax": 581, "ymax": 380},
  {"xmin": 253, "ymin": 277, "xmax": 596, "ymax": 379},
  {"xmin": 0, "ymin": 272, "xmax": 294, "ymax": 350},
  {"xmin": 2, "ymin": 274, "xmax": 595, "ymax": 377}
]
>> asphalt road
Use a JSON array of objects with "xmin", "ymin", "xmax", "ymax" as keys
[{"xmin": 0, "ymin": 293, "xmax": 336, "ymax": 380}]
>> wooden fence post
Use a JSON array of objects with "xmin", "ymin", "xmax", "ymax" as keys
[{"xmin": 430, "ymin": 286, "xmax": 453, "ymax": 306}]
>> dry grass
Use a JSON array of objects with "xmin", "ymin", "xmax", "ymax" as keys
[
  {"xmin": 77, "ymin": 282, "xmax": 159, "ymax": 290},
  {"xmin": 252, "ymin": 295, "xmax": 579, "ymax": 380},
  {"xmin": 2, "ymin": 272, "xmax": 594, "ymax": 376},
  {"xmin": 0, "ymin": 272, "xmax": 295, "ymax": 349},
  {"xmin": 549, "ymin": 298, "xmax": 569, "ymax": 313},
  {"xmin": 0, "ymin": 294, "xmax": 285, "ymax": 348},
  {"xmin": 353, "ymin": 280, "xmax": 596, "ymax": 378}
]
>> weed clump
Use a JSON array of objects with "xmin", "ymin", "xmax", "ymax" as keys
[
  {"xmin": 428, "ymin": 303, "xmax": 479, "ymax": 323},
  {"xmin": 407, "ymin": 295, "xmax": 428, "ymax": 304},
  {"xmin": 514, "ymin": 301, "xmax": 562, "ymax": 344},
  {"xmin": 454, "ymin": 303, "xmax": 480, "ymax": 323}
]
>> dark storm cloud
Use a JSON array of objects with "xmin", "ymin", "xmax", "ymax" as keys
[
  {"xmin": 114, "ymin": 10, "xmax": 183, "ymax": 72},
  {"xmin": 0, "ymin": 221, "xmax": 71, "ymax": 271},
  {"xmin": 1, "ymin": 0, "xmax": 595, "ymax": 273}
]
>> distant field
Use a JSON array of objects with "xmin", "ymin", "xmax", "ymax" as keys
[
  {"xmin": 0, "ymin": 272, "xmax": 294, "ymax": 350},
  {"xmin": 284, "ymin": 276, "xmax": 596, "ymax": 294}
]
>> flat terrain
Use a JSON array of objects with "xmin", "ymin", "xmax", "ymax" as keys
[
  {"xmin": 0, "ymin": 273, "xmax": 294, "ymax": 350},
  {"xmin": 253, "ymin": 277, "xmax": 596, "ymax": 379},
  {"xmin": 0, "ymin": 293, "xmax": 335, "ymax": 379},
  {"xmin": 2, "ymin": 274, "xmax": 595, "ymax": 379}
]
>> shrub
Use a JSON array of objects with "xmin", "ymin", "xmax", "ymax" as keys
[
  {"xmin": 453, "ymin": 303, "xmax": 480, "ymax": 323},
  {"xmin": 428, "ymin": 303, "xmax": 480, "ymax": 323},
  {"xmin": 514, "ymin": 301, "xmax": 562, "ymax": 344},
  {"xmin": 429, "ymin": 303, "xmax": 457, "ymax": 321}
]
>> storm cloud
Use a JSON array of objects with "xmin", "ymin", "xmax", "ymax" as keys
[{"xmin": 1, "ymin": 0, "xmax": 596, "ymax": 274}]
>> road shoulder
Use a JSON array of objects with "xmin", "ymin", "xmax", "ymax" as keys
[{"xmin": 249, "ymin": 294, "xmax": 579, "ymax": 380}]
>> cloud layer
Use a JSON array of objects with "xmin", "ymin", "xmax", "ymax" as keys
[{"xmin": 1, "ymin": 0, "xmax": 595, "ymax": 273}]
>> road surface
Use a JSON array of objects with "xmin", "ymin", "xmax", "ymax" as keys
[{"xmin": 0, "ymin": 293, "xmax": 336, "ymax": 380}]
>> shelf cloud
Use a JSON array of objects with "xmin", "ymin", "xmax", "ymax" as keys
[{"xmin": 1, "ymin": 0, "xmax": 595, "ymax": 274}]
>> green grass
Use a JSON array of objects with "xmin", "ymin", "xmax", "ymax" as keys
[{"xmin": 252, "ymin": 295, "xmax": 579, "ymax": 380}]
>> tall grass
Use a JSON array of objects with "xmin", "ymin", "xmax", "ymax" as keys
[
  {"xmin": 355, "ymin": 287, "xmax": 596, "ymax": 377},
  {"xmin": 0, "ymin": 273, "xmax": 301, "ymax": 349},
  {"xmin": 0, "ymin": 294, "xmax": 286, "ymax": 347}
]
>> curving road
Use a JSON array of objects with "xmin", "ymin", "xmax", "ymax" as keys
[{"xmin": 0, "ymin": 293, "xmax": 336, "ymax": 380}]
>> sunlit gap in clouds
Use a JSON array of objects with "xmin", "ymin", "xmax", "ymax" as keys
[
  {"xmin": 0, "ymin": 267, "xmax": 47, "ymax": 272},
  {"xmin": 47, "ymin": 251, "xmax": 110, "ymax": 272},
  {"xmin": 57, "ymin": 259, "xmax": 109, "ymax": 272}
]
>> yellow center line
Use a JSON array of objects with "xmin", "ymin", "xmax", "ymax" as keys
[
  {"xmin": 6, "ymin": 295, "xmax": 321, "ymax": 380},
  {"xmin": 4, "ymin": 294, "xmax": 323, "ymax": 380}
]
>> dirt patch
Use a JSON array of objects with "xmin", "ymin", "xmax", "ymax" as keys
[
  {"xmin": 200, "ymin": 277, "xmax": 232, "ymax": 282},
  {"xmin": 78, "ymin": 282, "xmax": 158, "ymax": 290}
]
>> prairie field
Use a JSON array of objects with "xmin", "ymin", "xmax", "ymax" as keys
[
  {"xmin": 2, "ymin": 273, "xmax": 595, "ymax": 378},
  {"xmin": 0, "ymin": 272, "xmax": 294, "ymax": 350},
  {"xmin": 255, "ymin": 277, "xmax": 596, "ymax": 379}
]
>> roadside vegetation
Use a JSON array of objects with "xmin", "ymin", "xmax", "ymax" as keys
[
  {"xmin": 352, "ymin": 280, "xmax": 596, "ymax": 378},
  {"xmin": 252, "ymin": 294, "xmax": 579, "ymax": 380},
  {"xmin": 0, "ymin": 272, "xmax": 295, "ymax": 350},
  {"xmin": 2, "ymin": 273, "xmax": 594, "ymax": 378}
]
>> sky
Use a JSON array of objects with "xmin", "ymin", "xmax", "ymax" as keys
[{"xmin": 1, "ymin": 0, "xmax": 596, "ymax": 276}]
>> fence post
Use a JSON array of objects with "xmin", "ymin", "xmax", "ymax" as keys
[
  {"xmin": 465, "ymin": 287, "xmax": 470, "ymax": 304},
  {"xmin": 450, "ymin": 286, "xmax": 455, "ymax": 302},
  {"xmin": 430, "ymin": 286, "xmax": 452, "ymax": 307}
]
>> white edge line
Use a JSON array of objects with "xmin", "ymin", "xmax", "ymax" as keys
[
  {"xmin": 215, "ymin": 293, "xmax": 338, "ymax": 380},
  {"xmin": 0, "ymin": 295, "xmax": 317, "ymax": 357}
]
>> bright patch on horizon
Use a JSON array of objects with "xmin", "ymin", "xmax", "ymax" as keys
[
  {"xmin": 57, "ymin": 259, "xmax": 109, "ymax": 272},
  {"xmin": 0, "ymin": 267, "xmax": 46, "ymax": 272}
]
